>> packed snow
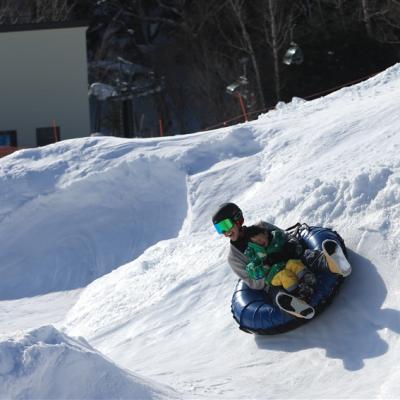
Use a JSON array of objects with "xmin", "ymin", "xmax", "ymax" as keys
[
  {"xmin": 1, "ymin": 64, "xmax": 400, "ymax": 399},
  {"xmin": 0, "ymin": 325, "xmax": 178, "ymax": 399}
]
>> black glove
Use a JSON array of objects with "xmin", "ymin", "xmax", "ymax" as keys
[
  {"xmin": 302, "ymin": 270, "xmax": 317, "ymax": 286},
  {"xmin": 295, "ymin": 282, "xmax": 314, "ymax": 302},
  {"xmin": 284, "ymin": 237, "xmax": 304, "ymax": 259}
]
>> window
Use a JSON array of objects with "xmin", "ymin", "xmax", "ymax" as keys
[
  {"xmin": 36, "ymin": 126, "xmax": 60, "ymax": 147},
  {"xmin": 0, "ymin": 130, "xmax": 17, "ymax": 147}
]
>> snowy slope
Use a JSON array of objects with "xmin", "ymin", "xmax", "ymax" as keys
[
  {"xmin": 0, "ymin": 325, "xmax": 178, "ymax": 399},
  {"xmin": 1, "ymin": 64, "xmax": 400, "ymax": 399}
]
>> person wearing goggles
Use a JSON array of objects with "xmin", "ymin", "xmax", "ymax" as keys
[
  {"xmin": 212, "ymin": 202, "xmax": 298, "ymax": 292},
  {"xmin": 212, "ymin": 203, "xmax": 245, "ymax": 243},
  {"xmin": 212, "ymin": 202, "xmax": 351, "ymax": 318}
]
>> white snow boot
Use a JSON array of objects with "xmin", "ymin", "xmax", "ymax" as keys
[
  {"xmin": 322, "ymin": 239, "xmax": 352, "ymax": 277},
  {"xmin": 276, "ymin": 292, "xmax": 315, "ymax": 320}
]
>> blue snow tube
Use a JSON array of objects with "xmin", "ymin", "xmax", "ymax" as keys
[{"xmin": 230, "ymin": 224, "xmax": 347, "ymax": 334}]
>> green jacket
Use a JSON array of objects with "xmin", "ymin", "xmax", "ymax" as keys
[
  {"xmin": 228, "ymin": 221, "xmax": 281, "ymax": 291},
  {"xmin": 244, "ymin": 230, "xmax": 287, "ymax": 284}
]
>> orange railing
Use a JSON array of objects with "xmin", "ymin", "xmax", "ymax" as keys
[
  {"xmin": 0, "ymin": 146, "xmax": 21, "ymax": 158},
  {"xmin": 205, "ymin": 71, "xmax": 378, "ymax": 131}
]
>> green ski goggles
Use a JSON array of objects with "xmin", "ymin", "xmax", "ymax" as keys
[{"xmin": 214, "ymin": 218, "xmax": 235, "ymax": 234}]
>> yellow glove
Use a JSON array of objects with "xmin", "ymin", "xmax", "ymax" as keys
[{"xmin": 285, "ymin": 259, "xmax": 305, "ymax": 275}]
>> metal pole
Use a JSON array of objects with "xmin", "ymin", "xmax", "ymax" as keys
[
  {"xmin": 52, "ymin": 119, "xmax": 58, "ymax": 142},
  {"xmin": 159, "ymin": 118, "xmax": 164, "ymax": 137},
  {"xmin": 237, "ymin": 94, "xmax": 248, "ymax": 122}
]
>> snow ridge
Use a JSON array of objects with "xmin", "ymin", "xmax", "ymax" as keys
[{"xmin": 0, "ymin": 325, "xmax": 178, "ymax": 400}]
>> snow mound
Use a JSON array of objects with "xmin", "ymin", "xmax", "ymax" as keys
[
  {"xmin": 0, "ymin": 139, "xmax": 188, "ymax": 299},
  {"xmin": 0, "ymin": 126, "xmax": 262, "ymax": 300},
  {"xmin": 0, "ymin": 325, "xmax": 178, "ymax": 399}
]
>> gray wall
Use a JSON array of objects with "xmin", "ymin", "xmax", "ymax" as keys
[{"xmin": 0, "ymin": 26, "xmax": 90, "ymax": 147}]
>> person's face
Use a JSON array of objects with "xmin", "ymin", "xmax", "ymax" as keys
[
  {"xmin": 223, "ymin": 223, "xmax": 241, "ymax": 241},
  {"xmin": 251, "ymin": 232, "xmax": 269, "ymax": 247}
]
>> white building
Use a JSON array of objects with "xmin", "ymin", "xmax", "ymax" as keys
[{"xmin": 0, "ymin": 21, "xmax": 90, "ymax": 148}]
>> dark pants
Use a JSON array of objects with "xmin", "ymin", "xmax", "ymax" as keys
[
  {"xmin": 301, "ymin": 249, "xmax": 329, "ymax": 273},
  {"xmin": 268, "ymin": 249, "xmax": 328, "ymax": 304}
]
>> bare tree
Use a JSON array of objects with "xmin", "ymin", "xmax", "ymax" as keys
[
  {"xmin": 221, "ymin": 0, "xmax": 266, "ymax": 110},
  {"xmin": 33, "ymin": 0, "xmax": 76, "ymax": 22},
  {"xmin": 360, "ymin": 0, "xmax": 373, "ymax": 36},
  {"xmin": 128, "ymin": 0, "xmax": 237, "ymax": 129},
  {"xmin": 261, "ymin": 0, "xmax": 300, "ymax": 102},
  {"xmin": 358, "ymin": 0, "xmax": 400, "ymax": 43},
  {"xmin": 0, "ymin": 1, "xmax": 16, "ymax": 24},
  {"xmin": 0, "ymin": 0, "xmax": 76, "ymax": 24}
]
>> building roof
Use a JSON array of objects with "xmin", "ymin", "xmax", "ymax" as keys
[{"xmin": 0, "ymin": 20, "xmax": 89, "ymax": 33}]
